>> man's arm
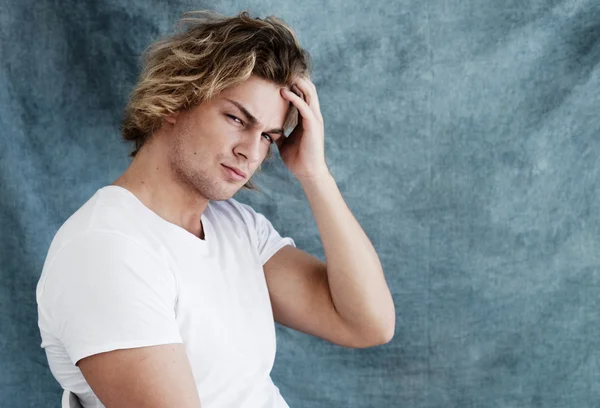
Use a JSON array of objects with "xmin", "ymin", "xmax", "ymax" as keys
[
  {"xmin": 77, "ymin": 344, "xmax": 201, "ymax": 408},
  {"xmin": 264, "ymin": 172, "xmax": 395, "ymax": 348},
  {"xmin": 265, "ymin": 77, "xmax": 395, "ymax": 348},
  {"xmin": 39, "ymin": 232, "xmax": 201, "ymax": 407}
]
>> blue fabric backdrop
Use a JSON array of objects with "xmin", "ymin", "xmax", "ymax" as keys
[{"xmin": 1, "ymin": 0, "xmax": 599, "ymax": 406}]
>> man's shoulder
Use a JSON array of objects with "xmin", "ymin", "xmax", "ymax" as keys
[{"xmin": 47, "ymin": 187, "xmax": 155, "ymax": 259}]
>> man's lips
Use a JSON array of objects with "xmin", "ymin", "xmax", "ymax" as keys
[{"xmin": 222, "ymin": 164, "xmax": 247, "ymax": 179}]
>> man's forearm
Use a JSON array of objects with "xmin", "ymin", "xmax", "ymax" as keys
[{"xmin": 299, "ymin": 172, "xmax": 396, "ymax": 344}]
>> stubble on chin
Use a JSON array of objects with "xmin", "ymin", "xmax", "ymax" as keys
[{"xmin": 169, "ymin": 146, "xmax": 235, "ymax": 202}]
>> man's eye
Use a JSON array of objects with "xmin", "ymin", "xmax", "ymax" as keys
[
  {"xmin": 227, "ymin": 114, "xmax": 243, "ymax": 125},
  {"xmin": 262, "ymin": 134, "xmax": 274, "ymax": 143}
]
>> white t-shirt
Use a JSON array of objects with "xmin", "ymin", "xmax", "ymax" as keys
[{"xmin": 36, "ymin": 185, "xmax": 295, "ymax": 408}]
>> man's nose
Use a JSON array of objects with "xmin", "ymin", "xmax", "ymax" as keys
[{"xmin": 235, "ymin": 132, "xmax": 263, "ymax": 163}]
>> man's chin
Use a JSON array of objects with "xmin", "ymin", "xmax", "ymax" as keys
[{"xmin": 203, "ymin": 186, "xmax": 239, "ymax": 202}]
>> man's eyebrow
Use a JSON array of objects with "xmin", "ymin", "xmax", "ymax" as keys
[{"xmin": 224, "ymin": 98, "xmax": 285, "ymax": 135}]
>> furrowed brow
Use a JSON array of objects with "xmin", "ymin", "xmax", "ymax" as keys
[{"xmin": 224, "ymin": 98, "xmax": 285, "ymax": 135}]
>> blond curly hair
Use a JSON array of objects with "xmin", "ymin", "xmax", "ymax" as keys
[{"xmin": 121, "ymin": 10, "xmax": 312, "ymax": 190}]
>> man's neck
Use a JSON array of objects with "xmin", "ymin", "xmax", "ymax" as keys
[{"xmin": 112, "ymin": 146, "xmax": 208, "ymax": 239}]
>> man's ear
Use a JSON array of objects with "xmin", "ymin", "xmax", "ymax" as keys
[{"xmin": 164, "ymin": 111, "xmax": 180, "ymax": 125}]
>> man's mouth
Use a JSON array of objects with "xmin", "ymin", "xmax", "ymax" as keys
[{"xmin": 222, "ymin": 164, "xmax": 247, "ymax": 181}]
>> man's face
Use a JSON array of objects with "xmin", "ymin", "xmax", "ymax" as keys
[{"xmin": 165, "ymin": 75, "xmax": 289, "ymax": 201}]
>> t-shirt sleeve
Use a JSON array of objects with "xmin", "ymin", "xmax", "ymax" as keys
[
  {"xmin": 235, "ymin": 202, "xmax": 296, "ymax": 265},
  {"xmin": 37, "ymin": 231, "xmax": 182, "ymax": 365}
]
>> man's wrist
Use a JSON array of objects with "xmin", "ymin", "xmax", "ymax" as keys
[{"xmin": 298, "ymin": 170, "xmax": 337, "ymax": 197}]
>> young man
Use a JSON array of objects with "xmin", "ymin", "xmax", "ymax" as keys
[{"xmin": 36, "ymin": 10, "xmax": 395, "ymax": 408}]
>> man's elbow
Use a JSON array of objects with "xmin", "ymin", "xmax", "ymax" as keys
[
  {"xmin": 380, "ymin": 323, "xmax": 396, "ymax": 345},
  {"xmin": 353, "ymin": 321, "xmax": 396, "ymax": 348},
  {"xmin": 373, "ymin": 308, "xmax": 396, "ymax": 345},
  {"xmin": 363, "ymin": 295, "xmax": 397, "ymax": 347},
  {"xmin": 373, "ymin": 323, "xmax": 395, "ymax": 346}
]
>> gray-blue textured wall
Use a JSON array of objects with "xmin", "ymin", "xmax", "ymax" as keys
[{"xmin": 1, "ymin": 0, "xmax": 599, "ymax": 407}]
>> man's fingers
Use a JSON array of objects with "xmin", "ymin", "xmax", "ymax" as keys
[
  {"xmin": 281, "ymin": 88, "xmax": 314, "ymax": 122},
  {"xmin": 291, "ymin": 84, "xmax": 309, "ymax": 105},
  {"xmin": 291, "ymin": 77, "xmax": 321, "ymax": 120}
]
